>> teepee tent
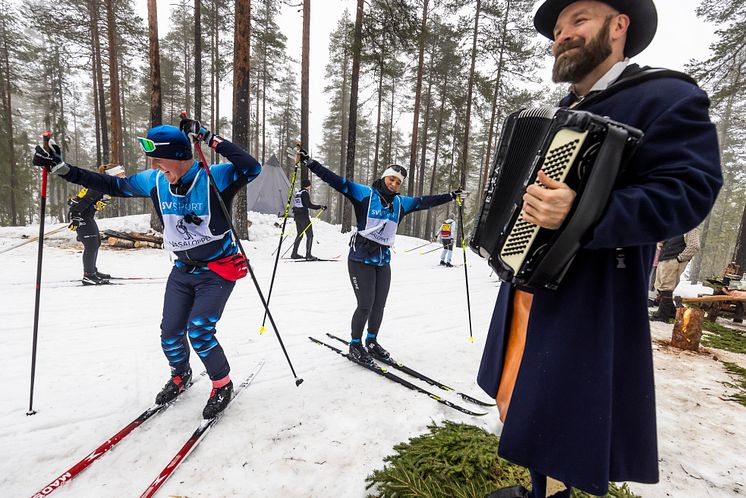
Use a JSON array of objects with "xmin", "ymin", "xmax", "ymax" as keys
[{"xmin": 246, "ymin": 153, "xmax": 293, "ymax": 216}]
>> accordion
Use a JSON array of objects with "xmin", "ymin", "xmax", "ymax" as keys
[{"xmin": 470, "ymin": 107, "xmax": 643, "ymax": 290}]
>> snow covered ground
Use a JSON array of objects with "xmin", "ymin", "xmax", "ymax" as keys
[{"xmin": 1, "ymin": 213, "xmax": 744, "ymax": 497}]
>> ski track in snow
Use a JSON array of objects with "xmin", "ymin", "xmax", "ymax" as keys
[{"xmin": 1, "ymin": 213, "xmax": 744, "ymax": 497}]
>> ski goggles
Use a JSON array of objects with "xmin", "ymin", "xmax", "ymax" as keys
[
  {"xmin": 388, "ymin": 164, "xmax": 407, "ymax": 178},
  {"xmin": 136, "ymin": 137, "xmax": 172, "ymax": 153}
]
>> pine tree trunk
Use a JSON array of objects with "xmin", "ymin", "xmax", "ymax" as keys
[
  {"xmin": 479, "ymin": 0, "xmax": 510, "ymax": 205},
  {"xmin": 460, "ymin": 0, "xmax": 481, "ymax": 189},
  {"xmin": 194, "ymin": 0, "xmax": 202, "ymax": 121},
  {"xmin": 337, "ymin": 37, "xmax": 349, "ymax": 225},
  {"xmin": 425, "ymin": 78, "xmax": 447, "ymax": 239},
  {"xmin": 373, "ymin": 64, "xmax": 384, "ymax": 176},
  {"xmin": 342, "ymin": 0, "xmax": 364, "ymax": 233},
  {"xmin": 89, "ymin": 0, "xmax": 109, "ymax": 163},
  {"xmin": 300, "ymin": 0, "xmax": 310, "ymax": 184},
  {"xmin": 414, "ymin": 52, "xmax": 434, "ymax": 238},
  {"xmin": 106, "ymin": 0, "xmax": 123, "ymax": 166},
  {"xmin": 407, "ymin": 0, "xmax": 429, "ymax": 203},
  {"xmin": 232, "ymin": 0, "xmax": 251, "ymax": 239},
  {"xmin": 734, "ymin": 203, "xmax": 746, "ymax": 271},
  {"xmin": 0, "ymin": 24, "xmax": 17, "ymax": 225},
  {"xmin": 148, "ymin": 0, "xmax": 162, "ymax": 127}
]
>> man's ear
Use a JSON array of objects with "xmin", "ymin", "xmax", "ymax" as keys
[{"xmin": 610, "ymin": 13, "xmax": 630, "ymax": 44}]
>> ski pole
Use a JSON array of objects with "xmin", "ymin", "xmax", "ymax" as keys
[
  {"xmin": 184, "ymin": 116, "xmax": 303, "ymax": 387},
  {"xmin": 280, "ymin": 208, "xmax": 325, "ymax": 258},
  {"xmin": 420, "ymin": 245, "xmax": 442, "ymax": 255},
  {"xmin": 28, "ymin": 131, "xmax": 52, "ymax": 415},
  {"xmin": 0, "ymin": 224, "xmax": 68, "ymax": 255},
  {"xmin": 405, "ymin": 241, "xmax": 432, "ymax": 253},
  {"xmin": 260, "ymin": 143, "xmax": 301, "ymax": 334},
  {"xmin": 457, "ymin": 193, "xmax": 474, "ymax": 343}
]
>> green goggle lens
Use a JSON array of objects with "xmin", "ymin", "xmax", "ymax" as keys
[
  {"xmin": 137, "ymin": 138, "xmax": 172, "ymax": 154},
  {"xmin": 137, "ymin": 137, "xmax": 157, "ymax": 153}
]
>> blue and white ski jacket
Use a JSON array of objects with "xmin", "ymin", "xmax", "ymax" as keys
[
  {"xmin": 307, "ymin": 159, "xmax": 453, "ymax": 266},
  {"xmin": 60, "ymin": 140, "xmax": 261, "ymax": 268}
]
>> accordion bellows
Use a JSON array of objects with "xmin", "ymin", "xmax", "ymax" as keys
[{"xmin": 470, "ymin": 107, "xmax": 643, "ymax": 290}]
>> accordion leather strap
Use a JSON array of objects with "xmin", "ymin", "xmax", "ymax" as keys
[{"xmin": 496, "ymin": 289, "xmax": 533, "ymax": 421}]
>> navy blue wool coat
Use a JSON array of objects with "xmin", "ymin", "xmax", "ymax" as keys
[{"xmin": 476, "ymin": 65, "xmax": 722, "ymax": 495}]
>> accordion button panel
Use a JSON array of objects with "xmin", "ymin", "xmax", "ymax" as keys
[{"xmin": 499, "ymin": 128, "xmax": 589, "ymax": 276}]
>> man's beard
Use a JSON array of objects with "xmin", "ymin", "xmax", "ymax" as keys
[{"xmin": 552, "ymin": 17, "xmax": 613, "ymax": 84}]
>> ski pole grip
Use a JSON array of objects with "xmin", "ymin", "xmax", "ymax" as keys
[{"xmin": 42, "ymin": 131, "xmax": 51, "ymax": 153}]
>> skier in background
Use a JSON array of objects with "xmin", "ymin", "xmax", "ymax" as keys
[
  {"xmin": 68, "ymin": 164, "xmax": 126, "ymax": 285},
  {"xmin": 290, "ymin": 178, "xmax": 326, "ymax": 260},
  {"xmin": 438, "ymin": 217, "xmax": 456, "ymax": 267}
]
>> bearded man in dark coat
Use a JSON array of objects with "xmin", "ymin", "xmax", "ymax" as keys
[{"xmin": 480, "ymin": 1, "xmax": 723, "ymax": 497}]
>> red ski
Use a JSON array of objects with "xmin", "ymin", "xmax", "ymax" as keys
[
  {"xmin": 30, "ymin": 374, "xmax": 204, "ymax": 498},
  {"xmin": 140, "ymin": 360, "xmax": 265, "ymax": 498}
]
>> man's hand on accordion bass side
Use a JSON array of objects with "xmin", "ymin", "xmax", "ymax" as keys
[{"xmin": 522, "ymin": 170, "xmax": 576, "ymax": 230}]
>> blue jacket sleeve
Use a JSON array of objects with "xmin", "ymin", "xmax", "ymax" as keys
[
  {"xmin": 584, "ymin": 90, "xmax": 722, "ymax": 249},
  {"xmin": 307, "ymin": 159, "xmax": 368, "ymax": 202},
  {"xmin": 399, "ymin": 193, "xmax": 453, "ymax": 217},
  {"xmin": 209, "ymin": 139, "xmax": 262, "ymax": 193},
  {"xmin": 61, "ymin": 166, "xmax": 156, "ymax": 198}
]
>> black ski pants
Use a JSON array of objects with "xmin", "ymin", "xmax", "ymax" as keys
[
  {"xmin": 160, "ymin": 267, "xmax": 235, "ymax": 381},
  {"xmin": 75, "ymin": 217, "xmax": 100, "ymax": 274},
  {"xmin": 348, "ymin": 260, "xmax": 391, "ymax": 341},
  {"xmin": 292, "ymin": 211, "xmax": 313, "ymax": 257}
]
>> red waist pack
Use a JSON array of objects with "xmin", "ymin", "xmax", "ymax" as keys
[{"xmin": 207, "ymin": 253, "xmax": 248, "ymax": 281}]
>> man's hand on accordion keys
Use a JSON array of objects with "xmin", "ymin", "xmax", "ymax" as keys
[{"xmin": 521, "ymin": 170, "xmax": 577, "ymax": 230}]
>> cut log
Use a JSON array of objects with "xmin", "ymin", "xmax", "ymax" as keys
[
  {"xmin": 107, "ymin": 237, "xmax": 135, "ymax": 248},
  {"xmin": 671, "ymin": 306, "xmax": 704, "ymax": 351},
  {"xmin": 128, "ymin": 231, "xmax": 163, "ymax": 244}
]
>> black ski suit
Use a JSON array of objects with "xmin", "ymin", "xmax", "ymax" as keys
[
  {"xmin": 68, "ymin": 187, "xmax": 107, "ymax": 275},
  {"xmin": 291, "ymin": 188, "xmax": 322, "ymax": 257}
]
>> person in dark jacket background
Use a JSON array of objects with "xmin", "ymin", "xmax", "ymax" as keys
[
  {"xmin": 650, "ymin": 227, "xmax": 701, "ymax": 321},
  {"xmin": 481, "ymin": 1, "xmax": 722, "ymax": 498},
  {"xmin": 291, "ymin": 178, "xmax": 326, "ymax": 260},
  {"xmin": 68, "ymin": 164, "xmax": 126, "ymax": 285}
]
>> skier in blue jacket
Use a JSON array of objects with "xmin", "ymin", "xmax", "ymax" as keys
[
  {"xmin": 33, "ymin": 120, "xmax": 261, "ymax": 419},
  {"xmin": 298, "ymin": 149, "xmax": 465, "ymax": 364}
]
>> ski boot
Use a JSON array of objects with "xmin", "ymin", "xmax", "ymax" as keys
[
  {"xmin": 445, "ymin": 262, "xmax": 454, "ymax": 268},
  {"xmin": 155, "ymin": 368, "xmax": 193, "ymax": 405},
  {"xmin": 94, "ymin": 269, "xmax": 111, "ymax": 281},
  {"xmin": 439, "ymin": 260, "xmax": 446, "ymax": 266},
  {"xmin": 349, "ymin": 341, "xmax": 374, "ymax": 365},
  {"xmin": 290, "ymin": 252, "xmax": 303, "ymax": 259},
  {"xmin": 305, "ymin": 254, "xmax": 319, "ymax": 261},
  {"xmin": 203, "ymin": 380, "xmax": 234, "ymax": 419},
  {"xmin": 366, "ymin": 340, "xmax": 391, "ymax": 361},
  {"xmin": 82, "ymin": 273, "xmax": 109, "ymax": 286}
]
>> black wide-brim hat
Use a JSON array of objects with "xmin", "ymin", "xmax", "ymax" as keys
[{"xmin": 534, "ymin": 0, "xmax": 657, "ymax": 57}]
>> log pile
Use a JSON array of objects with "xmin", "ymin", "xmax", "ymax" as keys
[{"xmin": 103, "ymin": 229, "xmax": 163, "ymax": 249}]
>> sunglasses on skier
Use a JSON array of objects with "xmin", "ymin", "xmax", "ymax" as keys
[{"xmin": 136, "ymin": 137, "xmax": 171, "ymax": 154}]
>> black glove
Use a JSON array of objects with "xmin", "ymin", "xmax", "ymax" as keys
[
  {"xmin": 450, "ymin": 188, "xmax": 469, "ymax": 200},
  {"xmin": 179, "ymin": 117, "xmax": 215, "ymax": 146},
  {"xmin": 68, "ymin": 216, "xmax": 83, "ymax": 231},
  {"xmin": 33, "ymin": 139, "xmax": 69, "ymax": 174},
  {"xmin": 321, "ymin": 205, "xmax": 328, "ymax": 211},
  {"xmin": 295, "ymin": 148, "xmax": 310, "ymax": 166}
]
